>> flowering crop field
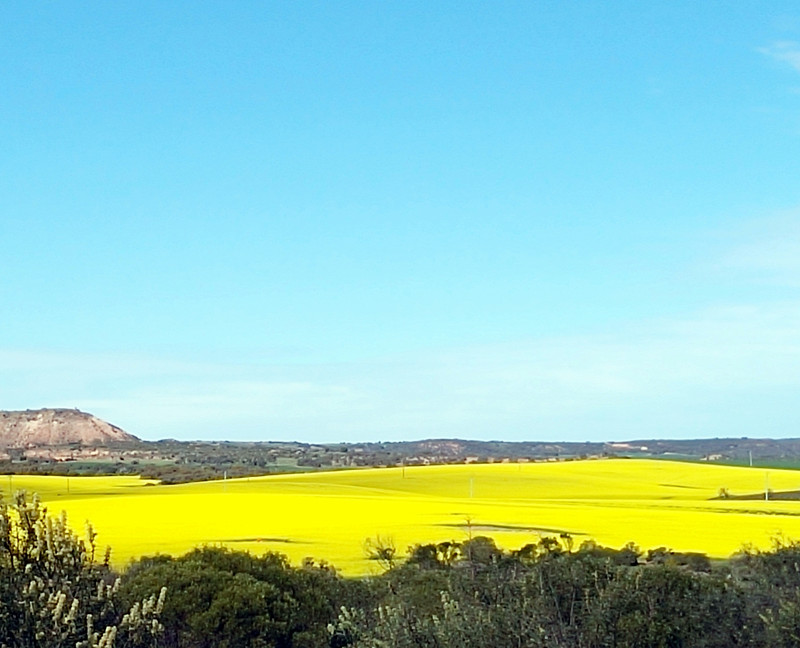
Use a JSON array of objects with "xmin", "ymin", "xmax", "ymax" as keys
[{"xmin": 4, "ymin": 458, "xmax": 800, "ymax": 574}]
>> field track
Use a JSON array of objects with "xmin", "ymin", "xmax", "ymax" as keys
[{"xmin": 4, "ymin": 458, "xmax": 800, "ymax": 574}]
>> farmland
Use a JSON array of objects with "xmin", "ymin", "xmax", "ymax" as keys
[{"xmin": 4, "ymin": 458, "xmax": 800, "ymax": 574}]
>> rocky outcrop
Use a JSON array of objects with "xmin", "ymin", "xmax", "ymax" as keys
[{"xmin": 0, "ymin": 409, "xmax": 138, "ymax": 448}]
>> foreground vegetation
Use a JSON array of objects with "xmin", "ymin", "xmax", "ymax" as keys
[
  {"xmin": 4, "ymin": 459, "xmax": 800, "ymax": 572},
  {"xmin": 0, "ymin": 493, "xmax": 164, "ymax": 648},
  {"xmin": 6, "ymin": 490, "xmax": 800, "ymax": 647}
]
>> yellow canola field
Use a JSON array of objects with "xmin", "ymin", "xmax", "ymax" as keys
[{"xmin": 4, "ymin": 458, "xmax": 800, "ymax": 575}]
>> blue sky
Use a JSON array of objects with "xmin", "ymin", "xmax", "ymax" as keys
[{"xmin": 2, "ymin": 1, "xmax": 800, "ymax": 442}]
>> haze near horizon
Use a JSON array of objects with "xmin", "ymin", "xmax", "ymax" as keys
[{"xmin": 2, "ymin": 2, "xmax": 800, "ymax": 442}]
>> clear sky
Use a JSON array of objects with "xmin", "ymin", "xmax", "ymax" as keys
[{"xmin": 2, "ymin": 1, "xmax": 800, "ymax": 442}]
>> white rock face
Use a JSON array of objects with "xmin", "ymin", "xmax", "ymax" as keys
[{"xmin": 0, "ymin": 409, "xmax": 138, "ymax": 447}]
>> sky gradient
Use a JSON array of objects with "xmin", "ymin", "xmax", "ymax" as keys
[{"xmin": 2, "ymin": 2, "xmax": 800, "ymax": 442}]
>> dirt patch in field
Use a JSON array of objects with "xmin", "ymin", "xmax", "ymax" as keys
[
  {"xmin": 221, "ymin": 537, "xmax": 303, "ymax": 544},
  {"xmin": 439, "ymin": 523, "xmax": 586, "ymax": 535},
  {"xmin": 712, "ymin": 490, "xmax": 800, "ymax": 502},
  {"xmin": 691, "ymin": 506, "xmax": 800, "ymax": 516}
]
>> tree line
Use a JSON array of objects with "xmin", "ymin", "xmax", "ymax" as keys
[{"xmin": 4, "ymin": 492, "xmax": 800, "ymax": 647}]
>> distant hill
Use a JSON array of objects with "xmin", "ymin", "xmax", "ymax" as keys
[
  {"xmin": 5, "ymin": 408, "xmax": 800, "ymax": 483},
  {"xmin": 0, "ymin": 409, "xmax": 138, "ymax": 448}
]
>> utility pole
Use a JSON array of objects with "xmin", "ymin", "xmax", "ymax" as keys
[{"xmin": 765, "ymin": 471, "xmax": 770, "ymax": 501}]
